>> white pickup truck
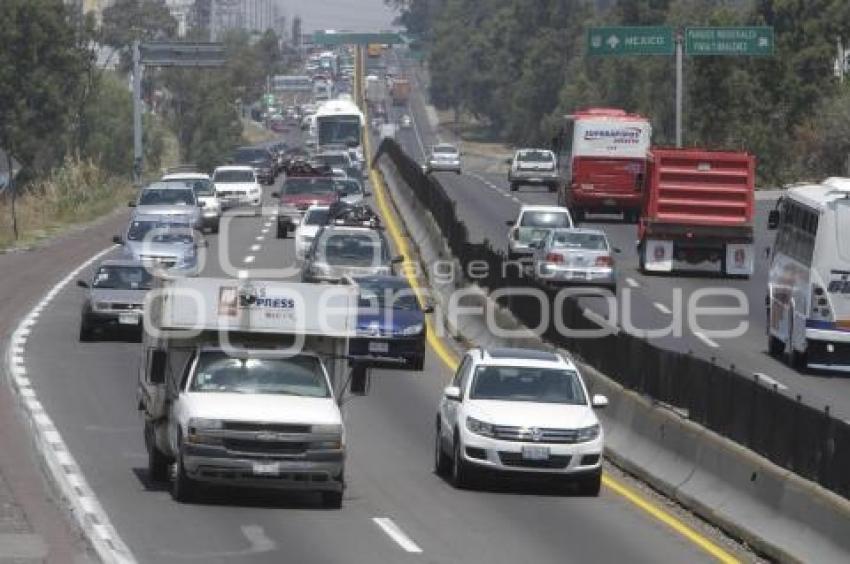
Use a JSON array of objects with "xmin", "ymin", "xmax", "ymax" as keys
[{"xmin": 139, "ymin": 277, "xmax": 359, "ymax": 508}]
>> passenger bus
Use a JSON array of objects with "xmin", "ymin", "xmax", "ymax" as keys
[
  {"xmin": 314, "ymin": 99, "xmax": 365, "ymax": 164},
  {"xmin": 767, "ymin": 178, "xmax": 850, "ymax": 371}
]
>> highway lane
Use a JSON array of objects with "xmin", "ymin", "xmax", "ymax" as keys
[
  {"xmin": 392, "ymin": 53, "xmax": 850, "ymax": 421},
  {"xmin": 13, "ymin": 140, "xmax": 750, "ymax": 562}
]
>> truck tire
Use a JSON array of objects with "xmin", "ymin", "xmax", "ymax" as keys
[
  {"xmin": 768, "ymin": 335, "xmax": 785, "ymax": 357},
  {"xmin": 572, "ymin": 207, "xmax": 585, "ymax": 223},
  {"xmin": 210, "ymin": 220, "xmax": 220, "ymax": 235},
  {"xmin": 321, "ymin": 490, "xmax": 343, "ymax": 509},
  {"xmin": 276, "ymin": 222, "xmax": 287, "ymax": 239},
  {"xmin": 171, "ymin": 443, "xmax": 197, "ymax": 503},
  {"xmin": 145, "ymin": 423, "xmax": 170, "ymax": 483},
  {"xmin": 78, "ymin": 317, "xmax": 94, "ymax": 342},
  {"xmin": 510, "ymin": 182, "xmax": 519, "ymax": 192}
]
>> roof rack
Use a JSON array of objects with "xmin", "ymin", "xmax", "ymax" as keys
[{"xmin": 326, "ymin": 201, "xmax": 382, "ymax": 229}]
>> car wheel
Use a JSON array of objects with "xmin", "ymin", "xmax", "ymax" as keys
[
  {"xmin": 572, "ymin": 207, "xmax": 585, "ymax": 223},
  {"xmin": 277, "ymin": 223, "xmax": 287, "ymax": 239},
  {"xmin": 434, "ymin": 423, "xmax": 451, "ymax": 476},
  {"xmin": 211, "ymin": 221, "xmax": 220, "ymax": 234},
  {"xmin": 768, "ymin": 334, "xmax": 785, "ymax": 357},
  {"xmin": 576, "ymin": 469, "xmax": 602, "ymax": 497},
  {"xmin": 321, "ymin": 490, "xmax": 343, "ymax": 509},
  {"xmin": 78, "ymin": 318, "xmax": 94, "ymax": 342},
  {"xmin": 145, "ymin": 422, "xmax": 170, "ymax": 483},
  {"xmin": 451, "ymin": 432, "xmax": 474, "ymax": 489},
  {"xmin": 409, "ymin": 355, "xmax": 425, "ymax": 371},
  {"xmin": 171, "ymin": 442, "xmax": 197, "ymax": 503},
  {"xmin": 510, "ymin": 182, "xmax": 518, "ymax": 192},
  {"xmin": 787, "ymin": 312, "xmax": 807, "ymax": 370}
]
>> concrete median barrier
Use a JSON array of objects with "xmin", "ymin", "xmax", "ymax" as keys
[{"xmin": 377, "ymin": 152, "xmax": 850, "ymax": 563}]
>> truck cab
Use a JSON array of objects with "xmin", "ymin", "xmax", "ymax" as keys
[{"xmin": 139, "ymin": 277, "xmax": 359, "ymax": 508}]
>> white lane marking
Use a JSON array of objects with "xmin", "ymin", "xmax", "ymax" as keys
[
  {"xmin": 244, "ymin": 255, "xmax": 255, "ymax": 264},
  {"xmin": 372, "ymin": 518, "xmax": 423, "ymax": 554},
  {"xmin": 625, "ymin": 277, "xmax": 639, "ymax": 288},
  {"xmin": 263, "ymin": 221, "xmax": 272, "ymax": 228},
  {"xmin": 654, "ymin": 302, "xmax": 672, "ymax": 315},
  {"xmin": 261, "ymin": 228, "xmax": 269, "ymax": 234},
  {"xmin": 582, "ymin": 308, "xmax": 619, "ymax": 333},
  {"xmin": 250, "ymin": 244, "xmax": 261, "ymax": 252},
  {"xmin": 255, "ymin": 235, "xmax": 264, "ymax": 241},
  {"xmin": 753, "ymin": 372, "xmax": 788, "ymax": 391},
  {"xmin": 694, "ymin": 331, "xmax": 719, "ymax": 348},
  {"xmin": 5, "ymin": 245, "xmax": 136, "ymax": 563},
  {"xmin": 238, "ymin": 270, "xmax": 249, "ymax": 279},
  {"xmin": 240, "ymin": 525, "xmax": 276, "ymax": 553}
]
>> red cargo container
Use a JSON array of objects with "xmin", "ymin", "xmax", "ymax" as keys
[
  {"xmin": 557, "ymin": 108, "xmax": 652, "ymax": 223},
  {"xmin": 638, "ymin": 148, "xmax": 755, "ymax": 277},
  {"xmin": 390, "ymin": 79, "xmax": 411, "ymax": 106}
]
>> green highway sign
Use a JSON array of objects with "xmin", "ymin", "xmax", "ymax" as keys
[
  {"xmin": 685, "ymin": 26, "xmax": 774, "ymax": 56},
  {"xmin": 587, "ymin": 26, "xmax": 674, "ymax": 56},
  {"xmin": 313, "ymin": 31, "xmax": 403, "ymax": 46}
]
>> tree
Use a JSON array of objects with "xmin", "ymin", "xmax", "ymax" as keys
[{"xmin": 102, "ymin": 0, "xmax": 177, "ymax": 70}]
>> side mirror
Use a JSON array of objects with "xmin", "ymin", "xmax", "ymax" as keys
[
  {"xmin": 76, "ymin": 280, "xmax": 90, "ymax": 289},
  {"xmin": 504, "ymin": 157, "xmax": 513, "ymax": 165},
  {"xmin": 128, "ymin": 201, "xmax": 136, "ymax": 207},
  {"xmin": 505, "ymin": 220, "xmax": 515, "ymax": 226},
  {"xmin": 271, "ymin": 192, "xmax": 280, "ymax": 198},
  {"xmin": 112, "ymin": 235, "xmax": 124, "ymax": 245},
  {"xmin": 613, "ymin": 247, "xmax": 622, "ymax": 254},
  {"xmin": 767, "ymin": 209, "xmax": 780, "ymax": 230},
  {"xmin": 391, "ymin": 255, "xmax": 404, "ymax": 264},
  {"xmin": 421, "ymin": 165, "xmax": 429, "ymax": 174},
  {"xmin": 591, "ymin": 394, "xmax": 609, "ymax": 409},
  {"xmin": 529, "ymin": 240, "xmax": 542, "ymax": 249},
  {"xmin": 444, "ymin": 385, "xmax": 461, "ymax": 401},
  {"xmin": 149, "ymin": 350, "xmax": 167, "ymax": 385}
]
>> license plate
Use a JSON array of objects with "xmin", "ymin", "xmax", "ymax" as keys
[
  {"xmin": 368, "ymin": 341, "xmax": 389, "ymax": 354},
  {"xmin": 521, "ymin": 446, "xmax": 550, "ymax": 461},
  {"xmin": 252, "ymin": 462, "xmax": 280, "ymax": 476},
  {"xmin": 118, "ymin": 313, "xmax": 139, "ymax": 325}
]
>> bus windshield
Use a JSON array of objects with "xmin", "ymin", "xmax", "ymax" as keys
[{"xmin": 318, "ymin": 116, "xmax": 361, "ymax": 147}]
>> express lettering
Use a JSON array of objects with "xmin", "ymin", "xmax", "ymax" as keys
[{"xmin": 253, "ymin": 297, "xmax": 296, "ymax": 309}]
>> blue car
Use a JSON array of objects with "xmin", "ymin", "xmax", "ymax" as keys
[{"xmin": 348, "ymin": 276, "xmax": 431, "ymax": 371}]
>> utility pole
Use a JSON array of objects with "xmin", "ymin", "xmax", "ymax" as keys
[
  {"xmin": 838, "ymin": 37, "xmax": 845, "ymax": 84},
  {"xmin": 675, "ymin": 29, "xmax": 684, "ymax": 148},
  {"xmin": 132, "ymin": 40, "xmax": 143, "ymax": 186}
]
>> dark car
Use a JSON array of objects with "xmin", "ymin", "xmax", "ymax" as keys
[
  {"xmin": 346, "ymin": 275, "xmax": 431, "ymax": 371},
  {"xmin": 77, "ymin": 259, "xmax": 154, "ymax": 341},
  {"xmin": 232, "ymin": 146, "xmax": 276, "ymax": 185}
]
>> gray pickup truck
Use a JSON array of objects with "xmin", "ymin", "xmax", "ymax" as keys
[{"xmin": 508, "ymin": 148, "xmax": 560, "ymax": 192}]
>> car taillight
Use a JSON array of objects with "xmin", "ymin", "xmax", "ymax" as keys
[
  {"xmin": 812, "ymin": 284, "xmax": 831, "ymax": 319},
  {"xmin": 546, "ymin": 253, "xmax": 564, "ymax": 264},
  {"xmin": 595, "ymin": 256, "xmax": 613, "ymax": 267}
]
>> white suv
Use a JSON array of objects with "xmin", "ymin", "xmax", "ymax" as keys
[{"xmin": 435, "ymin": 347, "xmax": 607, "ymax": 495}]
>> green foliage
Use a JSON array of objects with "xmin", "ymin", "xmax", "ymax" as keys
[
  {"xmin": 101, "ymin": 0, "xmax": 177, "ymax": 48},
  {"xmin": 405, "ymin": 0, "xmax": 850, "ymax": 183}
]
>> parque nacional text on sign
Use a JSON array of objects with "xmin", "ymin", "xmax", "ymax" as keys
[
  {"xmin": 587, "ymin": 26, "xmax": 675, "ymax": 56},
  {"xmin": 685, "ymin": 26, "xmax": 774, "ymax": 56}
]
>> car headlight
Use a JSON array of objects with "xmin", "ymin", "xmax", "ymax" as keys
[
  {"xmin": 466, "ymin": 416, "xmax": 494, "ymax": 438},
  {"xmin": 401, "ymin": 322, "xmax": 424, "ymax": 336},
  {"xmin": 93, "ymin": 301, "xmax": 111, "ymax": 311},
  {"xmin": 187, "ymin": 418, "xmax": 223, "ymax": 445},
  {"xmin": 575, "ymin": 424, "xmax": 600, "ymax": 442}
]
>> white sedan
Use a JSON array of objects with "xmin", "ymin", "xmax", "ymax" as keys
[{"xmin": 295, "ymin": 205, "xmax": 330, "ymax": 261}]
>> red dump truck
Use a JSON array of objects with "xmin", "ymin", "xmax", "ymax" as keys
[
  {"xmin": 637, "ymin": 148, "xmax": 755, "ymax": 277},
  {"xmin": 390, "ymin": 78, "xmax": 411, "ymax": 106},
  {"xmin": 557, "ymin": 108, "xmax": 652, "ymax": 223}
]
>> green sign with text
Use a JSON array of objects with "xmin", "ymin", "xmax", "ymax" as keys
[
  {"xmin": 587, "ymin": 26, "xmax": 674, "ymax": 56},
  {"xmin": 685, "ymin": 27, "xmax": 774, "ymax": 56}
]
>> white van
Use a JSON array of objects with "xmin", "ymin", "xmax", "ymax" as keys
[{"xmin": 766, "ymin": 178, "xmax": 850, "ymax": 371}]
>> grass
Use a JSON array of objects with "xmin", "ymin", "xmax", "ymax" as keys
[
  {"xmin": 434, "ymin": 109, "xmax": 514, "ymax": 161},
  {"xmin": 0, "ymin": 157, "xmax": 135, "ymax": 251}
]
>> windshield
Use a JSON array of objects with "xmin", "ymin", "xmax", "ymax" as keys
[
  {"xmin": 304, "ymin": 208, "xmax": 330, "ymax": 225},
  {"xmin": 520, "ymin": 211, "xmax": 571, "ymax": 228},
  {"xmin": 190, "ymin": 353, "xmax": 330, "ymax": 398},
  {"xmin": 433, "ymin": 145, "xmax": 457, "ymax": 155},
  {"xmin": 127, "ymin": 221, "xmax": 192, "ymax": 241},
  {"xmin": 92, "ymin": 265, "xmax": 153, "ymax": 290},
  {"xmin": 138, "ymin": 188, "xmax": 195, "ymax": 206},
  {"xmin": 233, "ymin": 149, "xmax": 269, "ymax": 163},
  {"xmin": 214, "ymin": 170, "xmax": 254, "ymax": 183},
  {"xmin": 314, "ymin": 154, "xmax": 349, "ymax": 167},
  {"xmin": 518, "ymin": 150, "xmax": 553, "ymax": 162},
  {"xmin": 551, "ymin": 231, "xmax": 608, "ymax": 251},
  {"xmin": 358, "ymin": 281, "xmax": 419, "ymax": 311},
  {"xmin": 335, "ymin": 179, "xmax": 362, "ymax": 196},
  {"xmin": 319, "ymin": 233, "xmax": 385, "ymax": 267},
  {"xmin": 285, "ymin": 177, "xmax": 336, "ymax": 195},
  {"xmin": 317, "ymin": 117, "xmax": 361, "ymax": 146},
  {"xmin": 469, "ymin": 366, "xmax": 587, "ymax": 405}
]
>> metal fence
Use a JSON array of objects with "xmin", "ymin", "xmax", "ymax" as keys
[{"xmin": 376, "ymin": 138, "xmax": 850, "ymax": 499}]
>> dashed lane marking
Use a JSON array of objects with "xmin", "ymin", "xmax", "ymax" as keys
[
  {"xmin": 625, "ymin": 277, "xmax": 639, "ymax": 288},
  {"xmin": 250, "ymin": 244, "xmax": 261, "ymax": 252},
  {"xmin": 372, "ymin": 518, "xmax": 423, "ymax": 554},
  {"xmin": 753, "ymin": 372, "xmax": 789, "ymax": 391},
  {"xmin": 694, "ymin": 331, "xmax": 720, "ymax": 349},
  {"xmin": 243, "ymin": 255, "xmax": 255, "ymax": 264},
  {"xmin": 654, "ymin": 302, "xmax": 673, "ymax": 315}
]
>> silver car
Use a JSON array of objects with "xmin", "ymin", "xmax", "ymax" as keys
[
  {"xmin": 529, "ymin": 228, "xmax": 618, "ymax": 293},
  {"xmin": 130, "ymin": 182, "xmax": 203, "ymax": 229},
  {"xmin": 335, "ymin": 178, "xmax": 368, "ymax": 205},
  {"xmin": 114, "ymin": 216, "xmax": 205, "ymax": 275},
  {"xmin": 77, "ymin": 259, "xmax": 153, "ymax": 341},
  {"xmin": 426, "ymin": 144, "xmax": 462, "ymax": 174},
  {"xmin": 161, "ymin": 173, "xmax": 221, "ymax": 233},
  {"xmin": 301, "ymin": 226, "xmax": 402, "ymax": 283}
]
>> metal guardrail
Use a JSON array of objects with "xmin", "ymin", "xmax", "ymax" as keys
[{"xmin": 375, "ymin": 137, "xmax": 850, "ymax": 500}]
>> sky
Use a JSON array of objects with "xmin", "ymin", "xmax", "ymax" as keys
[{"xmin": 278, "ymin": 0, "xmax": 399, "ymax": 33}]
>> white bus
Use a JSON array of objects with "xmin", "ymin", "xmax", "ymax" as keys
[
  {"xmin": 314, "ymin": 99, "xmax": 365, "ymax": 163},
  {"xmin": 767, "ymin": 178, "xmax": 850, "ymax": 371}
]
